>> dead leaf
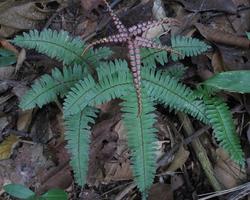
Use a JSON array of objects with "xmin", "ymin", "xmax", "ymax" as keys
[
  {"xmin": 165, "ymin": 145, "xmax": 190, "ymax": 172},
  {"xmin": 0, "ymin": 134, "xmax": 19, "ymax": 160},
  {"xmin": 214, "ymin": 148, "xmax": 246, "ymax": 189},
  {"xmin": 148, "ymin": 183, "xmax": 173, "ymax": 200},
  {"xmin": 15, "ymin": 49, "xmax": 26, "ymax": 73},
  {"xmin": 177, "ymin": 0, "xmax": 237, "ymax": 14},
  {"xmin": 171, "ymin": 175, "xmax": 184, "ymax": 191},
  {"xmin": 17, "ymin": 110, "xmax": 33, "ymax": 131},
  {"xmin": 0, "ymin": 39, "xmax": 19, "ymax": 54},
  {"xmin": 211, "ymin": 50, "xmax": 227, "ymax": 72},
  {"xmin": 0, "ymin": 1, "xmax": 58, "ymax": 38},
  {"xmin": 196, "ymin": 23, "xmax": 250, "ymax": 48},
  {"xmin": 217, "ymin": 45, "xmax": 250, "ymax": 70},
  {"xmin": 80, "ymin": 0, "xmax": 104, "ymax": 13},
  {"xmin": 0, "ymin": 66, "xmax": 15, "ymax": 80}
]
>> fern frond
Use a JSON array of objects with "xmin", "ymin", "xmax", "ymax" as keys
[
  {"xmin": 63, "ymin": 66, "xmax": 133, "ymax": 116},
  {"xmin": 20, "ymin": 65, "xmax": 87, "ymax": 110},
  {"xmin": 96, "ymin": 59, "xmax": 129, "ymax": 79},
  {"xmin": 164, "ymin": 64, "xmax": 187, "ymax": 79},
  {"xmin": 142, "ymin": 68, "xmax": 208, "ymax": 123},
  {"xmin": 12, "ymin": 29, "xmax": 112, "ymax": 66},
  {"xmin": 203, "ymin": 96, "xmax": 245, "ymax": 166},
  {"xmin": 121, "ymin": 88, "xmax": 157, "ymax": 199},
  {"xmin": 141, "ymin": 47, "xmax": 168, "ymax": 68},
  {"xmin": 171, "ymin": 36, "xmax": 210, "ymax": 61},
  {"xmin": 64, "ymin": 107, "xmax": 98, "ymax": 185}
]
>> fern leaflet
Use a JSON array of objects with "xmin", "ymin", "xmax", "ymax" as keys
[
  {"xmin": 64, "ymin": 107, "xmax": 97, "ymax": 185},
  {"xmin": 121, "ymin": 88, "xmax": 157, "ymax": 199},
  {"xmin": 141, "ymin": 47, "xmax": 168, "ymax": 68},
  {"xmin": 63, "ymin": 62, "xmax": 133, "ymax": 115},
  {"xmin": 171, "ymin": 36, "xmax": 210, "ymax": 61},
  {"xmin": 142, "ymin": 68, "xmax": 208, "ymax": 123},
  {"xmin": 203, "ymin": 96, "xmax": 245, "ymax": 166},
  {"xmin": 12, "ymin": 29, "xmax": 112, "ymax": 66},
  {"xmin": 20, "ymin": 65, "xmax": 87, "ymax": 110}
]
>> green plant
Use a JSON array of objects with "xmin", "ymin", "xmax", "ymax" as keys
[
  {"xmin": 0, "ymin": 48, "xmax": 17, "ymax": 67},
  {"xmin": 3, "ymin": 184, "xmax": 67, "ymax": 200},
  {"xmin": 12, "ymin": 29, "xmax": 245, "ymax": 199}
]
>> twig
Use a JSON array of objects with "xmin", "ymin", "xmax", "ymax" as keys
[
  {"xmin": 198, "ymin": 182, "xmax": 250, "ymax": 200},
  {"xmin": 177, "ymin": 112, "xmax": 223, "ymax": 191}
]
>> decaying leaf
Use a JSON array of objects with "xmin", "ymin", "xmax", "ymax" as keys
[
  {"xmin": 211, "ymin": 50, "xmax": 227, "ymax": 72},
  {"xmin": 148, "ymin": 183, "xmax": 173, "ymax": 200},
  {"xmin": 0, "ymin": 1, "xmax": 61, "ymax": 38},
  {"xmin": 214, "ymin": 148, "xmax": 246, "ymax": 189},
  {"xmin": 15, "ymin": 49, "xmax": 26, "ymax": 73},
  {"xmin": 176, "ymin": 0, "xmax": 237, "ymax": 14},
  {"xmin": 17, "ymin": 110, "xmax": 33, "ymax": 131},
  {"xmin": 195, "ymin": 23, "xmax": 250, "ymax": 48},
  {"xmin": 0, "ymin": 66, "xmax": 15, "ymax": 80},
  {"xmin": 165, "ymin": 145, "xmax": 190, "ymax": 172},
  {"xmin": 0, "ymin": 134, "xmax": 19, "ymax": 160},
  {"xmin": 81, "ymin": 0, "xmax": 104, "ymax": 13}
]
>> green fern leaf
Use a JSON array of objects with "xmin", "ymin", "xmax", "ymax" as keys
[
  {"xmin": 142, "ymin": 68, "xmax": 208, "ymax": 123},
  {"xmin": 204, "ymin": 96, "xmax": 245, "ymax": 166},
  {"xmin": 20, "ymin": 65, "xmax": 87, "ymax": 110},
  {"xmin": 171, "ymin": 36, "xmax": 210, "ymax": 61},
  {"xmin": 64, "ymin": 107, "xmax": 97, "ymax": 185},
  {"xmin": 246, "ymin": 32, "xmax": 250, "ymax": 40},
  {"xmin": 96, "ymin": 59, "xmax": 129, "ymax": 79},
  {"xmin": 12, "ymin": 29, "xmax": 112, "ymax": 66},
  {"xmin": 164, "ymin": 64, "xmax": 187, "ymax": 79},
  {"xmin": 0, "ymin": 48, "xmax": 17, "ymax": 67},
  {"xmin": 141, "ymin": 47, "xmax": 168, "ymax": 68},
  {"xmin": 121, "ymin": 88, "xmax": 157, "ymax": 199},
  {"xmin": 63, "ymin": 61, "xmax": 133, "ymax": 116}
]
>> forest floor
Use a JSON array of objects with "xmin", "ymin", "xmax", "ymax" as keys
[{"xmin": 0, "ymin": 0, "xmax": 249, "ymax": 199}]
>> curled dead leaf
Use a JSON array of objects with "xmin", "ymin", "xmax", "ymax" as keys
[{"xmin": 0, "ymin": 134, "xmax": 19, "ymax": 160}]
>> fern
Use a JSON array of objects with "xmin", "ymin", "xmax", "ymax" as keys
[
  {"xmin": 164, "ymin": 64, "xmax": 187, "ymax": 79},
  {"xmin": 142, "ymin": 68, "xmax": 208, "ymax": 123},
  {"xmin": 141, "ymin": 47, "xmax": 168, "ymax": 68},
  {"xmin": 203, "ymin": 96, "xmax": 245, "ymax": 166},
  {"xmin": 12, "ymin": 29, "xmax": 112, "ymax": 66},
  {"xmin": 14, "ymin": 28, "xmax": 245, "ymax": 199},
  {"xmin": 63, "ymin": 62, "xmax": 133, "ymax": 116},
  {"xmin": 64, "ymin": 107, "xmax": 98, "ymax": 185},
  {"xmin": 20, "ymin": 65, "xmax": 87, "ymax": 110},
  {"xmin": 121, "ymin": 88, "xmax": 157, "ymax": 199},
  {"xmin": 171, "ymin": 36, "xmax": 210, "ymax": 61}
]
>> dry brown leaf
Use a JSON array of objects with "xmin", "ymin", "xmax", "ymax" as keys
[
  {"xmin": 0, "ymin": 1, "xmax": 58, "ymax": 38},
  {"xmin": 214, "ymin": 148, "xmax": 246, "ymax": 189},
  {"xmin": 0, "ymin": 39, "xmax": 19, "ymax": 54},
  {"xmin": 177, "ymin": 0, "xmax": 237, "ymax": 13},
  {"xmin": 15, "ymin": 49, "xmax": 26, "ymax": 73},
  {"xmin": 17, "ymin": 110, "xmax": 33, "ymax": 131},
  {"xmin": 0, "ymin": 66, "xmax": 15, "ymax": 80},
  {"xmin": 148, "ymin": 183, "xmax": 173, "ymax": 200},
  {"xmin": 165, "ymin": 145, "xmax": 190, "ymax": 172},
  {"xmin": 81, "ymin": 0, "xmax": 104, "ymax": 13},
  {"xmin": 0, "ymin": 134, "xmax": 19, "ymax": 160},
  {"xmin": 171, "ymin": 175, "xmax": 184, "ymax": 191},
  {"xmin": 211, "ymin": 50, "xmax": 227, "ymax": 72},
  {"xmin": 195, "ymin": 23, "xmax": 250, "ymax": 48}
]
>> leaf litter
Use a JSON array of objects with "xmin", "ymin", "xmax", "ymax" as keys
[{"xmin": 0, "ymin": 0, "xmax": 250, "ymax": 199}]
